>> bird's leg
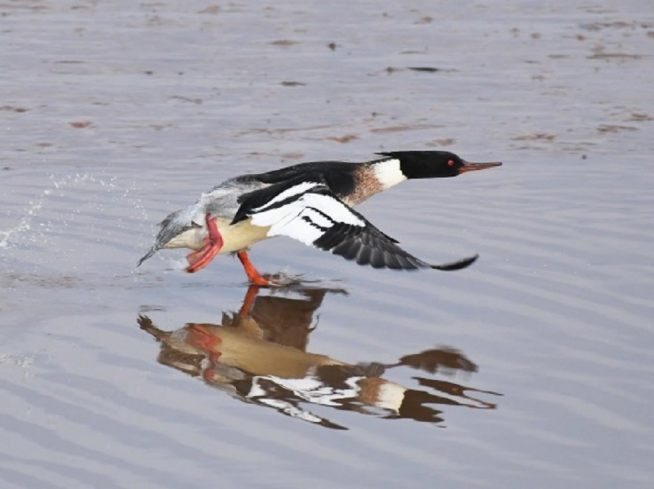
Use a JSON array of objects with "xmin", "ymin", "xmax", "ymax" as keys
[
  {"xmin": 237, "ymin": 250, "xmax": 271, "ymax": 286},
  {"xmin": 238, "ymin": 285, "xmax": 261, "ymax": 318},
  {"xmin": 185, "ymin": 324, "xmax": 222, "ymax": 381},
  {"xmin": 185, "ymin": 213, "xmax": 223, "ymax": 273},
  {"xmin": 185, "ymin": 247, "xmax": 204, "ymax": 265}
]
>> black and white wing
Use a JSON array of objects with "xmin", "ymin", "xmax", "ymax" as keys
[{"xmin": 232, "ymin": 179, "xmax": 477, "ymax": 271}]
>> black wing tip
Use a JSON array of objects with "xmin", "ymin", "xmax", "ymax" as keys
[{"xmin": 430, "ymin": 254, "xmax": 479, "ymax": 271}]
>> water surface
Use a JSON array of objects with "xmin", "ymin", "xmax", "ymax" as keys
[{"xmin": 1, "ymin": 1, "xmax": 653, "ymax": 488}]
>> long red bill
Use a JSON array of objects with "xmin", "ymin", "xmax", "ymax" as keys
[{"xmin": 459, "ymin": 161, "xmax": 502, "ymax": 173}]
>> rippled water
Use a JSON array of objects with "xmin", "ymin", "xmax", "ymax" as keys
[{"xmin": 2, "ymin": 1, "xmax": 653, "ymax": 488}]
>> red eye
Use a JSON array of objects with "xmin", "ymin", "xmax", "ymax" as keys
[{"xmin": 447, "ymin": 160, "xmax": 455, "ymax": 167}]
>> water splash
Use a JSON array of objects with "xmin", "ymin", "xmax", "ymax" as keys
[
  {"xmin": 0, "ymin": 172, "xmax": 149, "ymax": 250},
  {"xmin": 1, "ymin": 173, "xmax": 92, "ymax": 249},
  {"xmin": 0, "ymin": 197, "xmax": 43, "ymax": 249}
]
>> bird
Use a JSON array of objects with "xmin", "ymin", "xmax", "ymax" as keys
[
  {"xmin": 138, "ymin": 150, "xmax": 501, "ymax": 286},
  {"xmin": 137, "ymin": 285, "xmax": 498, "ymax": 429}
]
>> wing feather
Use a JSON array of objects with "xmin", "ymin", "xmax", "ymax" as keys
[
  {"xmin": 234, "ymin": 181, "xmax": 432, "ymax": 270},
  {"xmin": 232, "ymin": 179, "xmax": 478, "ymax": 272}
]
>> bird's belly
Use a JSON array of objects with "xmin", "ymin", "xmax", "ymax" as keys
[
  {"xmin": 219, "ymin": 219, "xmax": 271, "ymax": 253},
  {"xmin": 192, "ymin": 325, "xmax": 344, "ymax": 378},
  {"xmin": 163, "ymin": 218, "xmax": 270, "ymax": 253},
  {"xmin": 163, "ymin": 227, "xmax": 206, "ymax": 250}
]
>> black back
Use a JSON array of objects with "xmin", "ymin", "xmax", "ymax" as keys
[
  {"xmin": 248, "ymin": 161, "xmax": 360, "ymax": 199},
  {"xmin": 232, "ymin": 175, "xmax": 323, "ymax": 224}
]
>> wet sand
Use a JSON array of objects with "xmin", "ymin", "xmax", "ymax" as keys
[{"xmin": 1, "ymin": 1, "xmax": 654, "ymax": 488}]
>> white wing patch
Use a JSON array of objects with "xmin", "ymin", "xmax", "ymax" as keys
[
  {"xmin": 250, "ymin": 190, "xmax": 365, "ymax": 246},
  {"xmin": 301, "ymin": 207, "xmax": 332, "ymax": 228},
  {"xmin": 271, "ymin": 215, "xmax": 323, "ymax": 245},
  {"xmin": 236, "ymin": 179, "xmax": 456, "ymax": 271},
  {"xmin": 253, "ymin": 181, "xmax": 320, "ymax": 212},
  {"xmin": 299, "ymin": 193, "xmax": 365, "ymax": 227}
]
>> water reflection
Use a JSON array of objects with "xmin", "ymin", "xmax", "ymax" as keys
[{"xmin": 138, "ymin": 286, "xmax": 499, "ymax": 430}]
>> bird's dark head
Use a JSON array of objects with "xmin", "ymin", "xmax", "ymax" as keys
[{"xmin": 378, "ymin": 151, "xmax": 502, "ymax": 179}]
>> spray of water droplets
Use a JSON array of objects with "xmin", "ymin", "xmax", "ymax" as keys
[{"xmin": 0, "ymin": 172, "xmax": 150, "ymax": 251}]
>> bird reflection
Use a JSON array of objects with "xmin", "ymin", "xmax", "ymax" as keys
[{"xmin": 138, "ymin": 285, "xmax": 500, "ymax": 430}]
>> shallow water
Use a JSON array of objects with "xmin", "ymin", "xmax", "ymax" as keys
[{"xmin": 1, "ymin": 1, "xmax": 654, "ymax": 488}]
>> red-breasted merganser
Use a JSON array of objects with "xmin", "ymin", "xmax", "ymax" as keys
[
  {"xmin": 138, "ymin": 151, "xmax": 501, "ymax": 285},
  {"xmin": 137, "ymin": 285, "xmax": 499, "ymax": 429}
]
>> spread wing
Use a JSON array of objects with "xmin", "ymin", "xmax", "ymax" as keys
[{"xmin": 232, "ymin": 179, "xmax": 477, "ymax": 271}]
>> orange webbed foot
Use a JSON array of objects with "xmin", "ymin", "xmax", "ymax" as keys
[{"xmin": 185, "ymin": 213, "xmax": 223, "ymax": 273}]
